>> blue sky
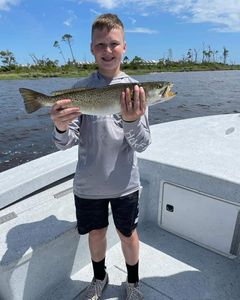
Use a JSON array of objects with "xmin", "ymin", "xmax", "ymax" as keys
[{"xmin": 0, "ymin": 0, "xmax": 240, "ymax": 65}]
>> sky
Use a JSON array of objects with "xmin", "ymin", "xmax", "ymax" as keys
[{"xmin": 0, "ymin": 0, "xmax": 240, "ymax": 65}]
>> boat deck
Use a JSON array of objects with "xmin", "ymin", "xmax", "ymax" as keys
[
  {"xmin": 51, "ymin": 223, "xmax": 240, "ymax": 300},
  {"xmin": 1, "ymin": 175, "xmax": 239, "ymax": 300},
  {"xmin": 1, "ymin": 114, "xmax": 240, "ymax": 300}
]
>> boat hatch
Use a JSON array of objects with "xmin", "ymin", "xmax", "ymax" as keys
[{"xmin": 161, "ymin": 182, "xmax": 240, "ymax": 257}]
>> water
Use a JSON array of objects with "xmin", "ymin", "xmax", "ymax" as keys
[{"xmin": 0, "ymin": 70, "xmax": 239, "ymax": 172}]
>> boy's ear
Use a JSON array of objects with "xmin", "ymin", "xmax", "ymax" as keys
[
  {"xmin": 123, "ymin": 41, "xmax": 126, "ymax": 53},
  {"xmin": 90, "ymin": 43, "xmax": 94, "ymax": 54}
]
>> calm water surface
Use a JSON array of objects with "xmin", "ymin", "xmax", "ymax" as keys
[{"xmin": 0, "ymin": 70, "xmax": 239, "ymax": 172}]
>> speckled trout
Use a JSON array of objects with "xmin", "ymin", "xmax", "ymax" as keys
[{"xmin": 19, "ymin": 81, "xmax": 176, "ymax": 115}]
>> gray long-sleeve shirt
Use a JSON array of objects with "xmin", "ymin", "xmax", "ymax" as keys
[{"xmin": 53, "ymin": 71, "xmax": 151, "ymax": 199}]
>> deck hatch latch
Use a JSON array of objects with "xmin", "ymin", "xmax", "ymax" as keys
[{"xmin": 166, "ymin": 204, "xmax": 174, "ymax": 212}]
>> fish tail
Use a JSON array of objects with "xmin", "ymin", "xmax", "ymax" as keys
[{"xmin": 19, "ymin": 88, "xmax": 46, "ymax": 113}]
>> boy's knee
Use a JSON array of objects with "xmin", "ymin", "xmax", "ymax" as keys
[
  {"xmin": 89, "ymin": 227, "xmax": 108, "ymax": 240},
  {"xmin": 117, "ymin": 228, "xmax": 138, "ymax": 242}
]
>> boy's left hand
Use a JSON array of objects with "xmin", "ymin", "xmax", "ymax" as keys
[{"xmin": 120, "ymin": 85, "xmax": 146, "ymax": 122}]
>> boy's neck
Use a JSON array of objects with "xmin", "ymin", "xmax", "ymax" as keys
[{"xmin": 98, "ymin": 68, "xmax": 122, "ymax": 80}]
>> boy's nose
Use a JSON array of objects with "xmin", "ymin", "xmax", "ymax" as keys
[{"xmin": 104, "ymin": 45, "xmax": 113, "ymax": 52}]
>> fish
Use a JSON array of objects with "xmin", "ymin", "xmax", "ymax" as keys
[{"xmin": 19, "ymin": 81, "xmax": 176, "ymax": 115}]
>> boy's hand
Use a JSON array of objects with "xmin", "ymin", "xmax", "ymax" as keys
[
  {"xmin": 50, "ymin": 99, "xmax": 81, "ymax": 132},
  {"xmin": 120, "ymin": 85, "xmax": 146, "ymax": 122}
]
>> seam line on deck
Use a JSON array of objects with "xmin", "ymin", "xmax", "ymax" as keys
[{"xmin": 114, "ymin": 265, "xmax": 174, "ymax": 300}]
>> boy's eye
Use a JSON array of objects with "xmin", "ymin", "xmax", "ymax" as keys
[
  {"xmin": 95, "ymin": 43, "xmax": 104, "ymax": 49},
  {"xmin": 95, "ymin": 42, "xmax": 119, "ymax": 49}
]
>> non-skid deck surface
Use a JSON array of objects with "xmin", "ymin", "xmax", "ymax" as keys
[{"xmin": 49, "ymin": 223, "xmax": 240, "ymax": 300}]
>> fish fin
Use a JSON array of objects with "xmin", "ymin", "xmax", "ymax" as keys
[
  {"xmin": 51, "ymin": 87, "xmax": 95, "ymax": 96},
  {"xmin": 19, "ymin": 88, "xmax": 45, "ymax": 113}
]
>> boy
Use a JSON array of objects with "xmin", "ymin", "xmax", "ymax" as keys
[{"xmin": 51, "ymin": 13, "xmax": 151, "ymax": 299}]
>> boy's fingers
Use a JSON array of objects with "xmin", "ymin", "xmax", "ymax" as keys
[
  {"xmin": 53, "ymin": 103, "xmax": 80, "ymax": 115},
  {"xmin": 58, "ymin": 112, "xmax": 80, "ymax": 123},
  {"xmin": 51, "ymin": 105, "xmax": 80, "ymax": 122},
  {"xmin": 121, "ymin": 91, "xmax": 127, "ymax": 112},
  {"xmin": 121, "ymin": 86, "xmax": 147, "ymax": 121},
  {"xmin": 54, "ymin": 99, "xmax": 75, "ymax": 111},
  {"xmin": 139, "ymin": 87, "xmax": 146, "ymax": 111},
  {"xmin": 59, "ymin": 107, "xmax": 80, "ymax": 114},
  {"xmin": 55, "ymin": 99, "xmax": 72, "ymax": 106},
  {"xmin": 133, "ymin": 85, "xmax": 140, "ymax": 110},
  {"xmin": 55, "ymin": 99, "xmax": 69, "ymax": 106},
  {"xmin": 125, "ymin": 88, "xmax": 132, "ymax": 111}
]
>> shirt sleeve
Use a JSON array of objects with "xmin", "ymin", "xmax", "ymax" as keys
[
  {"xmin": 52, "ymin": 78, "xmax": 87, "ymax": 150},
  {"xmin": 122, "ymin": 107, "xmax": 151, "ymax": 152},
  {"xmin": 52, "ymin": 116, "xmax": 81, "ymax": 150}
]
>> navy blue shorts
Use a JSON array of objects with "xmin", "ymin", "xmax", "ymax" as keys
[{"xmin": 74, "ymin": 191, "xmax": 139, "ymax": 237}]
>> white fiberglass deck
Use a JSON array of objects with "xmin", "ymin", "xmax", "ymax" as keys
[
  {"xmin": 0, "ymin": 113, "xmax": 240, "ymax": 299},
  {"xmin": 67, "ymin": 224, "xmax": 240, "ymax": 300},
  {"xmin": 1, "ymin": 175, "xmax": 239, "ymax": 300}
]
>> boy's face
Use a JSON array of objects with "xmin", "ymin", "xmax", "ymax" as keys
[{"xmin": 91, "ymin": 27, "xmax": 126, "ymax": 77}]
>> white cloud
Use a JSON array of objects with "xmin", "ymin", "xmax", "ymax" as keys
[
  {"xmin": 126, "ymin": 27, "xmax": 158, "ymax": 34},
  {"xmin": 0, "ymin": 0, "xmax": 20, "ymax": 11},
  {"xmin": 94, "ymin": 0, "xmax": 118, "ymax": 9},
  {"xmin": 63, "ymin": 10, "xmax": 77, "ymax": 27},
  {"xmin": 90, "ymin": 8, "xmax": 101, "ymax": 15},
  {"xmin": 90, "ymin": 0, "xmax": 240, "ymax": 32},
  {"xmin": 128, "ymin": 17, "xmax": 136, "ymax": 25},
  {"xmin": 63, "ymin": 20, "xmax": 71, "ymax": 26},
  {"xmin": 141, "ymin": 13, "xmax": 149, "ymax": 17},
  {"xmin": 165, "ymin": 0, "xmax": 240, "ymax": 32}
]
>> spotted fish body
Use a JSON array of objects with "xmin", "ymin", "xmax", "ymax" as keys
[{"xmin": 19, "ymin": 81, "xmax": 176, "ymax": 115}]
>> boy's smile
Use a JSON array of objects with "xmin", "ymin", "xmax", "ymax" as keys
[{"xmin": 91, "ymin": 27, "xmax": 126, "ymax": 78}]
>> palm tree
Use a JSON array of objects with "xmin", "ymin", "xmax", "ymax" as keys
[
  {"xmin": 123, "ymin": 56, "xmax": 129, "ymax": 64},
  {"xmin": 167, "ymin": 48, "xmax": 173, "ymax": 61},
  {"xmin": 212, "ymin": 50, "xmax": 218, "ymax": 63},
  {"xmin": 131, "ymin": 56, "xmax": 143, "ymax": 64},
  {"xmin": 223, "ymin": 47, "xmax": 229, "ymax": 65},
  {"xmin": 208, "ymin": 46, "xmax": 213, "ymax": 62},
  {"xmin": 186, "ymin": 49, "xmax": 193, "ymax": 62},
  {"xmin": 205, "ymin": 51, "xmax": 211, "ymax": 63},
  {"xmin": 62, "ymin": 34, "xmax": 75, "ymax": 63},
  {"xmin": 0, "ymin": 50, "xmax": 16, "ymax": 67},
  {"xmin": 202, "ymin": 48, "xmax": 211, "ymax": 63},
  {"xmin": 193, "ymin": 49, "xmax": 198, "ymax": 63},
  {"xmin": 202, "ymin": 50, "xmax": 206, "ymax": 62},
  {"xmin": 53, "ymin": 40, "xmax": 66, "ymax": 64}
]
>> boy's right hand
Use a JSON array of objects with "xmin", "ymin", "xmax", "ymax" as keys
[{"xmin": 50, "ymin": 99, "xmax": 81, "ymax": 132}]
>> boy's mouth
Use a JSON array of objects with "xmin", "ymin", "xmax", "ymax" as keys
[{"xmin": 102, "ymin": 57, "xmax": 115, "ymax": 62}]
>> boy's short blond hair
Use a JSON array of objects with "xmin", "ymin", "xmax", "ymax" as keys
[{"xmin": 92, "ymin": 13, "xmax": 124, "ymax": 38}]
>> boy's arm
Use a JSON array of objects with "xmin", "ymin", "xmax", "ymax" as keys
[
  {"xmin": 122, "ymin": 110, "xmax": 151, "ymax": 152},
  {"xmin": 51, "ymin": 99, "xmax": 81, "ymax": 150},
  {"xmin": 52, "ymin": 117, "xmax": 81, "ymax": 150},
  {"xmin": 51, "ymin": 77, "xmax": 90, "ymax": 150},
  {"xmin": 121, "ymin": 85, "xmax": 151, "ymax": 152}
]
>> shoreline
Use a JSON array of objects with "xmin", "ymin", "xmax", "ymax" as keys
[{"xmin": 0, "ymin": 65, "xmax": 239, "ymax": 80}]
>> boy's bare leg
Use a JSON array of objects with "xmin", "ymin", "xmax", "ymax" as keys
[
  {"xmin": 88, "ymin": 227, "xmax": 108, "ymax": 261},
  {"xmin": 118, "ymin": 229, "xmax": 144, "ymax": 299},
  {"xmin": 84, "ymin": 228, "xmax": 109, "ymax": 299},
  {"xmin": 117, "ymin": 229, "xmax": 139, "ymax": 265},
  {"xmin": 88, "ymin": 227, "xmax": 139, "ymax": 264}
]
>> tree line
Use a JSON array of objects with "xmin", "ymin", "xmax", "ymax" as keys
[{"xmin": 0, "ymin": 33, "xmax": 236, "ymax": 71}]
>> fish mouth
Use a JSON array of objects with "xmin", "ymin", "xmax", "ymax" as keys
[{"xmin": 159, "ymin": 84, "xmax": 176, "ymax": 97}]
